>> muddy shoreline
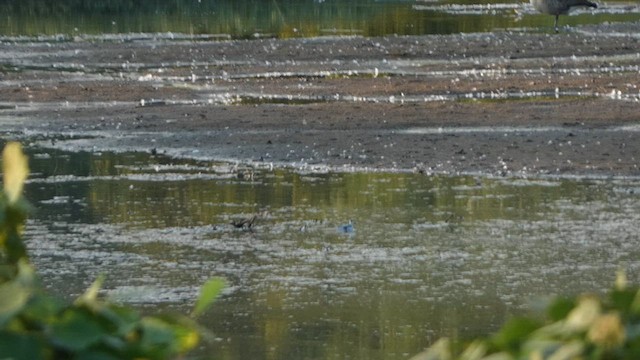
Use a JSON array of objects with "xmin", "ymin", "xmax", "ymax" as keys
[{"xmin": 1, "ymin": 22, "xmax": 639, "ymax": 177}]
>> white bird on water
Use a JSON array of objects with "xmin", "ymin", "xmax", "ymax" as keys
[{"xmin": 530, "ymin": 0, "xmax": 598, "ymax": 32}]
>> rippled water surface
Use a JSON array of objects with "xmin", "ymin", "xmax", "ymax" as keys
[{"xmin": 22, "ymin": 146, "xmax": 640, "ymax": 359}]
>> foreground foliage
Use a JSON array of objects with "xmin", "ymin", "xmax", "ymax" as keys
[
  {"xmin": 413, "ymin": 274, "xmax": 640, "ymax": 359},
  {"xmin": 0, "ymin": 142, "xmax": 224, "ymax": 359}
]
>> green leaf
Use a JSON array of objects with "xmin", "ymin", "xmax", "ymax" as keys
[
  {"xmin": 547, "ymin": 340, "xmax": 584, "ymax": 359},
  {"xmin": 491, "ymin": 317, "xmax": 541, "ymax": 353},
  {"xmin": 521, "ymin": 338, "xmax": 563, "ymax": 358},
  {"xmin": 0, "ymin": 260, "xmax": 35, "ymax": 326},
  {"xmin": 623, "ymin": 335, "xmax": 640, "ymax": 358},
  {"xmin": 410, "ymin": 337, "xmax": 453, "ymax": 360},
  {"xmin": 137, "ymin": 316, "xmax": 200, "ymax": 356},
  {"xmin": 75, "ymin": 274, "xmax": 105, "ymax": 308},
  {"xmin": 50, "ymin": 309, "xmax": 105, "ymax": 352},
  {"xmin": 0, "ymin": 280, "xmax": 30, "ymax": 326},
  {"xmin": 5, "ymin": 229, "xmax": 28, "ymax": 263},
  {"xmin": 0, "ymin": 332, "xmax": 45, "ymax": 360},
  {"xmin": 547, "ymin": 297, "xmax": 576, "ymax": 322},
  {"xmin": 20, "ymin": 292, "xmax": 64, "ymax": 328},
  {"xmin": 139, "ymin": 317, "xmax": 177, "ymax": 354},
  {"xmin": 459, "ymin": 340, "xmax": 487, "ymax": 359},
  {"xmin": 95, "ymin": 304, "xmax": 141, "ymax": 337},
  {"xmin": 172, "ymin": 321, "xmax": 200, "ymax": 353},
  {"xmin": 192, "ymin": 277, "xmax": 225, "ymax": 318},
  {"xmin": 610, "ymin": 288, "xmax": 636, "ymax": 315},
  {"xmin": 75, "ymin": 350, "xmax": 121, "ymax": 360}
]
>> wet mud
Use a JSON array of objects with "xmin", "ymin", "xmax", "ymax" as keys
[{"xmin": 1, "ymin": 21, "xmax": 640, "ymax": 177}]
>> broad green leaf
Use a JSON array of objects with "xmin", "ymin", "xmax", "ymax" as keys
[
  {"xmin": 547, "ymin": 297, "xmax": 576, "ymax": 322},
  {"xmin": 75, "ymin": 350, "xmax": 121, "ymax": 360},
  {"xmin": 15, "ymin": 258, "xmax": 36, "ymax": 285},
  {"xmin": 623, "ymin": 335, "xmax": 640, "ymax": 358},
  {"xmin": 547, "ymin": 340, "xmax": 584, "ymax": 359},
  {"xmin": 491, "ymin": 317, "xmax": 541, "ymax": 352},
  {"xmin": 139, "ymin": 317, "xmax": 177, "ymax": 354},
  {"xmin": 50, "ymin": 310, "xmax": 105, "ymax": 352},
  {"xmin": 610, "ymin": 288, "xmax": 636, "ymax": 315},
  {"xmin": 630, "ymin": 289, "xmax": 640, "ymax": 315},
  {"xmin": 566, "ymin": 297, "xmax": 600, "ymax": 332},
  {"xmin": 75, "ymin": 274, "xmax": 105, "ymax": 308},
  {"xmin": 0, "ymin": 260, "xmax": 34, "ymax": 326},
  {"xmin": 0, "ymin": 332, "xmax": 44, "ymax": 360},
  {"xmin": 95, "ymin": 304, "xmax": 141, "ymax": 337},
  {"xmin": 521, "ymin": 338, "xmax": 563, "ymax": 358},
  {"xmin": 409, "ymin": 338, "xmax": 452, "ymax": 360},
  {"xmin": 192, "ymin": 277, "xmax": 225, "ymax": 318},
  {"xmin": 0, "ymin": 280, "xmax": 30, "ymax": 326},
  {"xmin": 481, "ymin": 353, "xmax": 513, "ymax": 360},
  {"xmin": 173, "ymin": 323, "xmax": 200, "ymax": 353},
  {"xmin": 459, "ymin": 340, "xmax": 486, "ymax": 360},
  {"xmin": 139, "ymin": 316, "xmax": 200, "ymax": 355},
  {"xmin": 20, "ymin": 292, "xmax": 64, "ymax": 325}
]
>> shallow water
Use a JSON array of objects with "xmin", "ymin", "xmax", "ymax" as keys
[{"xmin": 21, "ymin": 146, "xmax": 640, "ymax": 359}]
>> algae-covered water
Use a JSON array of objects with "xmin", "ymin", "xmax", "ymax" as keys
[{"xmin": 22, "ymin": 147, "xmax": 640, "ymax": 359}]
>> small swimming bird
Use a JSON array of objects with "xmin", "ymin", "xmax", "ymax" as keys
[
  {"xmin": 530, "ymin": 0, "xmax": 597, "ymax": 33},
  {"xmin": 338, "ymin": 220, "xmax": 354, "ymax": 234}
]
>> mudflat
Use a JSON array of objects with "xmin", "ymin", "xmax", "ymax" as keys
[{"xmin": 1, "ymin": 22, "xmax": 639, "ymax": 177}]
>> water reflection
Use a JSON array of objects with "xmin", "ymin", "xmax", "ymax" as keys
[
  {"xmin": 0, "ymin": 0, "xmax": 637, "ymax": 37},
  {"xmin": 20, "ymin": 146, "xmax": 640, "ymax": 359}
]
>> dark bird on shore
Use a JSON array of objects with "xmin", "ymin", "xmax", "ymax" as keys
[
  {"xmin": 230, "ymin": 215, "xmax": 257, "ymax": 229},
  {"xmin": 230, "ymin": 211, "xmax": 266, "ymax": 230},
  {"xmin": 530, "ymin": 0, "xmax": 597, "ymax": 33}
]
